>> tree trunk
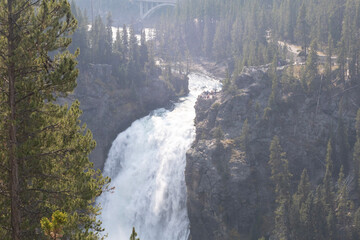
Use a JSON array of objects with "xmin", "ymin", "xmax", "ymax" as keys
[{"xmin": 7, "ymin": 0, "xmax": 21, "ymax": 239}]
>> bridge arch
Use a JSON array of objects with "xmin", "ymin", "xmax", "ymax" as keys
[
  {"xmin": 141, "ymin": 3, "xmax": 176, "ymax": 19},
  {"xmin": 137, "ymin": 0, "xmax": 177, "ymax": 20}
]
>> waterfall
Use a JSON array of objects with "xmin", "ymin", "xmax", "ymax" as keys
[{"xmin": 98, "ymin": 73, "xmax": 221, "ymax": 240}]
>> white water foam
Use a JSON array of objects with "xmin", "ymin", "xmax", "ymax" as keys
[{"xmin": 98, "ymin": 73, "xmax": 221, "ymax": 240}]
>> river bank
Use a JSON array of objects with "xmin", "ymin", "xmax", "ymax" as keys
[{"xmin": 190, "ymin": 58, "xmax": 227, "ymax": 80}]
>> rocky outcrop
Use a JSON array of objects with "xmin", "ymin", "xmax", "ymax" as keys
[
  {"xmin": 73, "ymin": 64, "xmax": 188, "ymax": 170},
  {"xmin": 186, "ymin": 66, "xmax": 360, "ymax": 240}
]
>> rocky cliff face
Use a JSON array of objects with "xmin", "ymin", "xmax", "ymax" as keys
[
  {"xmin": 73, "ymin": 64, "xmax": 188, "ymax": 170},
  {"xmin": 186, "ymin": 66, "xmax": 360, "ymax": 240}
]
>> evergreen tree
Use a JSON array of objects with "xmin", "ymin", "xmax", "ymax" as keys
[
  {"xmin": 337, "ymin": 40, "xmax": 347, "ymax": 84},
  {"xmin": 69, "ymin": 1, "xmax": 90, "ymax": 64},
  {"xmin": 353, "ymin": 109, "xmax": 360, "ymax": 194},
  {"xmin": 294, "ymin": 169, "xmax": 311, "ymax": 208},
  {"xmin": 122, "ymin": 24, "xmax": 129, "ymax": 57},
  {"xmin": 335, "ymin": 166, "xmax": 353, "ymax": 239},
  {"xmin": 114, "ymin": 27, "xmax": 122, "ymax": 52},
  {"xmin": 90, "ymin": 15, "xmax": 107, "ymax": 63},
  {"xmin": 269, "ymin": 136, "xmax": 292, "ymax": 240},
  {"xmin": 104, "ymin": 12, "xmax": 114, "ymax": 64},
  {"xmin": 283, "ymin": 0, "xmax": 296, "ymax": 42},
  {"xmin": 139, "ymin": 29, "xmax": 149, "ymax": 70},
  {"xmin": 40, "ymin": 211, "xmax": 67, "ymax": 240},
  {"xmin": 354, "ymin": 208, "xmax": 360, "ymax": 239},
  {"xmin": 337, "ymin": 101, "xmax": 350, "ymax": 172},
  {"xmin": 304, "ymin": 39, "xmax": 319, "ymax": 93},
  {"xmin": 322, "ymin": 139, "xmax": 335, "ymax": 212},
  {"xmin": 326, "ymin": 34, "xmax": 334, "ymax": 81},
  {"xmin": 130, "ymin": 227, "xmax": 140, "ymax": 240},
  {"xmin": 290, "ymin": 169, "xmax": 311, "ymax": 240},
  {"xmin": 239, "ymin": 119, "xmax": 250, "ymax": 152},
  {"xmin": 127, "ymin": 26, "xmax": 141, "ymax": 88},
  {"xmin": 212, "ymin": 19, "xmax": 230, "ymax": 61},
  {"xmin": 0, "ymin": 0, "xmax": 108, "ymax": 239},
  {"xmin": 296, "ymin": 2, "xmax": 310, "ymax": 58},
  {"xmin": 203, "ymin": 17, "xmax": 215, "ymax": 57},
  {"xmin": 268, "ymin": 55, "xmax": 279, "ymax": 109}
]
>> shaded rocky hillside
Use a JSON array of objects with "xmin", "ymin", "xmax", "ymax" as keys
[
  {"xmin": 73, "ymin": 64, "xmax": 188, "ymax": 170},
  {"xmin": 186, "ymin": 65, "xmax": 360, "ymax": 240}
]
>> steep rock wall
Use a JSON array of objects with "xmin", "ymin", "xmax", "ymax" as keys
[
  {"xmin": 186, "ymin": 66, "xmax": 360, "ymax": 240},
  {"xmin": 73, "ymin": 64, "xmax": 188, "ymax": 170}
]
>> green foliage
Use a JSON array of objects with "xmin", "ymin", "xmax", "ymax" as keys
[
  {"xmin": 0, "ymin": 0, "xmax": 109, "ymax": 239},
  {"xmin": 156, "ymin": 1, "xmax": 360, "ymax": 239},
  {"xmin": 239, "ymin": 119, "xmax": 250, "ymax": 152},
  {"xmin": 268, "ymin": 129, "xmax": 360, "ymax": 239},
  {"xmin": 295, "ymin": 2, "xmax": 310, "ymax": 56},
  {"xmin": 274, "ymin": 137, "xmax": 360, "ymax": 240},
  {"xmin": 41, "ymin": 211, "xmax": 67, "ymax": 240},
  {"xmin": 304, "ymin": 40, "xmax": 319, "ymax": 93},
  {"xmin": 268, "ymin": 55, "xmax": 280, "ymax": 109},
  {"xmin": 69, "ymin": 2, "xmax": 159, "ymax": 90},
  {"xmin": 322, "ymin": 139, "xmax": 335, "ymax": 212},
  {"xmin": 354, "ymin": 109, "xmax": 360, "ymax": 196},
  {"xmin": 130, "ymin": 227, "xmax": 140, "ymax": 240},
  {"xmin": 222, "ymin": 68, "xmax": 231, "ymax": 91},
  {"xmin": 268, "ymin": 136, "xmax": 292, "ymax": 240},
  {"xmin": 326, "ymin": 34, "xmax": 334, "ymax": 81},
  {"xmin": 158, "ymin": 0, "xmax": 360, "ymax": 91}
]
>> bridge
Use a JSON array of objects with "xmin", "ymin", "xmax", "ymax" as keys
[{"xmin": 135, "ymin": 0, "xmax": 177, "ymax": 20}]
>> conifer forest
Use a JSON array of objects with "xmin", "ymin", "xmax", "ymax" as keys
[{"xmin": 2, "ymin": 0, "xmax": 360, "ymax": 239}]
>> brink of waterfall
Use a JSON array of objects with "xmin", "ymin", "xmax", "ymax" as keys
[{"xmin": 97, "ymin": 73, "xmax": 221, "ymax": 240}]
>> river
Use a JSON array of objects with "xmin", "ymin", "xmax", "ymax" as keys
[{"xmin": 97, "ymin": 72, "xmax": 221, "ymax": 240}]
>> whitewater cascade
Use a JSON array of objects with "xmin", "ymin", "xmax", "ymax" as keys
[{"xmin": 98, "ymin": 73, "xmax": 221, "ymax": 240}]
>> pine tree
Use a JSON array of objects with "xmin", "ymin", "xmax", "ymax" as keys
[
  {"xmin": 127, "ymin": 26, "xmax": 141, "ymax": 88},
  {"xmin": 335, "ymin": 166, "xmax": 353, "ymax": 239},
  {"xmin": 337, "ymin": 40, "xmax": 347, "ymax": 84},
  {"xmin": 294, "ymin": 169, "xmax": 311, "ymax": 207},
  {"xmin": 40, "ymin": 211, "xmax": 67, "ymax": 240},
  {"xmin": 337, "ymin": 102, "xmax": 350, "ymax": 172},
  {"xmin": 212, "ymin": 19, "xmax": 230, "ymax": 61},
  {"xmin": 104, "ymin": 12, "xmax": 114, "ymax": 64},
  {"xmin": 354, "ymin": 208, "xmax": 360, "ymax": 239},
  {"xmin": 69, "ymin": 1, "xmax": 90, "ymax": 64},
  {"xmin": 322, "ymin": 139, "xmax": 335, "ymax": 212},
  {"xmin": 326, "ymin": 34, "xmax": 334, "ymax": 81},
  {"xmin": 296, "ymin": 2, "xmax": 310, "ymax": 59},
  {"xmin": 354, "ymin": 109, "xmax": 360, "ymax": 193},
  {"xmin": 304, "ymin": 39, "xmax": 319, "ymax": 93},
  {"xmin": 122, "ymin": 24, "xmax": 128, "ymax": 57},
  {"xmin": 230, "ymin": 17, "xmax": 242, "ymax": 58},
  {"xmin": 130, "ymin": 227, "xmax": 140, "ymax": 240},
  {"xmin": 203, "ymin": 17, "xmax": 215, "ymax": 57},
  {"xmin": 239, "ymin": 119, "xmax": 250, "ymax": 152},
  {"xmin": 0, "ymin": 0, "xmax": 108, "ymax": 239},
  {"xmin": 313, "ymin": 186, "xmax": 328, "ymax": 239},
  {"xmin": 269, "ymin": 136, "xmax": 292, "ymax": 240},
  {"xmin": 268, "ymin": 55, "xmax": 279, "ymax": 109},
  {"xmin": 139, "ymin": 29, "xmax": 149, "ymax": 70},
  {"xmin": 290, "ymin": 169, "xmax": 311, "ymax": 240},
  {"xmin": 284, "ymin": 0, "xmax": 296, "ymax": 42},
  {"xmin": 326, "ymin": 208, "xmax": 337, "ymax": 240}
]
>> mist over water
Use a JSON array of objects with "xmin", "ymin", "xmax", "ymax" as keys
[{"xmin": 98, "ymin": 73, "xmax": 221, "ymax": 240}]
